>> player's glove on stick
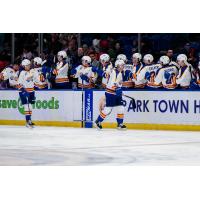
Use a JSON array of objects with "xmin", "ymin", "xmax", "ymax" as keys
[{"xmin": 116, "ymin": 88, "xmax": 122, "ymax": 97}]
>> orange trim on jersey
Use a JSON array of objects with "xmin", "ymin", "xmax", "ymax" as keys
[
  {"xmin": 78, "ymin": 83, "xmax": 94, "ymax": 89},
  {"xmin": 134, "ymin": 83, "xmax": 146, "ymax": 88},
  {"xmin": 34, "ymin": 83, "xmax": 48, "ymax": 89},
  {"xmin": 147, "ymin": 82, "xmax": 162, "ymax": 87},
  {"xmin": 132, "ymin": 73, "xmax": 137, "ymax": 79},
  {"xmin": 18, "ymin": 85, "xmax": 23, "ymax": 89},
  {"xmin": 39, "ymin": 74, "xmax": 45, "ymax": 82},
  {"xmin": 122, "ymin": 81, "xmax": 134, "ymax": 87},
  {"xmin": 10, "ymin": 84, "xmax": 20, "ymax": 89},
  {"xmin": 25, "ymin": 88, "xmax": 34, "ymax": 92},
  {"xmin": 53, "ymin": 69, "xmax": 58, "ymax": 75},
  {"xmin": 197, "ymin": 80, "xmax": 200, "ymax": 84},
  {"xmin": 101, "ymin": 83, "xmax": 107, "ymax": 89},
  {"xmin": 163, "ymin": 84, "xmax": 177, "ymax": 89},
  {"xmin": 55, "ymin": 78, "xmax": 69, "ymax": 83},
  {"xmin": 106, "ymin": 88, "xmax": 116, "ymax": 94}
]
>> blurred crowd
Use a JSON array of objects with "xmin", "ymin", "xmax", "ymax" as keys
[{"xmin": 1, "ymin": 33, "xmax": 200, "ymax": 90}]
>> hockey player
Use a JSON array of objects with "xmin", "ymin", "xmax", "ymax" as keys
[
  {"xmin": 94, "ymin": 59, "xmax": 126, "ymax": 130},
  {"xmin": 99, "ymin": 54, "xmax": 113, "ymax": 88},
  {"xmin": 135, "ymin": 54, "xmax": 161, "ymax": 88},
  {"xmin": 33, "ymin": 57, "xmax": 48, "ymax": 90},
  {"xmin": 116, "ymin": 54, "xmax": 134, "ymax": 89},
  {"xmin": 116, "ymin": 54, "xmax": 128, "ymax": 63},
  {"xmin": 132, "ymin": 53, "xmax": 143, "ymax": 75},
  {"xmin": 18, "ymin": 59, "xmax": 36, "ymax": 128},
  {"xmin": 131, "ymin": 53, "xmax": 143, "ymax": 86},
  {"xmin": 52, "ymin": 50, "xmax": 70, "ymax": 89},
  {"xmin": 147, "ymin": 56, "xmax": 178, "ymax": 89},
  {"xmin": 176, "ymin": 54, "xmax": 192, "ymax": 89},
  {"xmin": 0, "ymin": 61, "xmax": 20, "ymax": 89},
  {"xmin": 72, "ymin": 56, "xmax": 96, "ymax": 89}
]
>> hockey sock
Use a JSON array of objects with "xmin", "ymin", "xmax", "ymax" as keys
[
  {"xmin": 24, "ymin": 104, "xmax": 32, "ymax": 122},
  {"xmin": 97, "ymin": 111, "xmax": 106, "ymax": 123},
  {"xmin": 116, "ymin": 114, "xmax": 124, "ymax": 125}
]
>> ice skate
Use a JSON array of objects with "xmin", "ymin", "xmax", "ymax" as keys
[
  {"xmin": 117, "ymin": 123, "xmax": 127, "ymax": 130},
  {"xmin": 26, "ymin": 120, "xmax": 35, "ymax": 129},
  {"xmin": 94, "ymin": 120, "xmax": 102, "ymax": 130}
]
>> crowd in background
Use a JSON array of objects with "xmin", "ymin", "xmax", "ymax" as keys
[{"xmin": 1, "ymin": 33, "xmax": 200, "ymax": 90}]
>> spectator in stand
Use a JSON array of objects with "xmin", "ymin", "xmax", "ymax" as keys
[
  {"xmin": 188, "ymin": 47, "xmax": 198, "ymax": 68},
  {"xmin": 89, "ymin": 51, "xmax": 100, "ymax": 68},
  {"xmin": 21, "ymin": 47, "xmax": 33, "ymax": 60},
  {"xmin": 100, "ymin": 39, "xmax": 109, "ymax": 54},
  {"xmin": 0, "ymin": 50, "xmax": 10, "ymax": 72},
  {"xmin": 166, "ymin": 49, "xmax": 174, "ymax": 61},
  {"xmin": 82, "ymin": 44, "xmax": 89, "ymax": 56},
  {"xmin": 92, "ymin": 39, "xmax": 100, "ymax": 52},
  {"xmin": 67, "ymin": 35, "xmax": 78, "ymax": 66},
  {"xmin": 166, "ymin": 49, "xmax": 179, "ymax": 68},
  {"xmin": 132, "ymin": 40, "xmax": 138, "ymax": 54},
  {"xmin": 108, "ymin": 42, "xmax": 123, "ymax": 62}
]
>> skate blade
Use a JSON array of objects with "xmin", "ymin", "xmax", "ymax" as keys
[
  {"xmin": 94, "ymin": 123, "xmax": 102, "ymax": 131},
  {"xmin": 117, "ymin": 127, "xmax": 127, "ymax": 131},
  {"xmin": 26, "ymin": 125, "xmax": 34, "ymax": 129}
]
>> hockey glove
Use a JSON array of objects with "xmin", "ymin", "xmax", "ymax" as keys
[{"xmin": 116, "ymin": 88, "xmax": 123, "ymax": 97}]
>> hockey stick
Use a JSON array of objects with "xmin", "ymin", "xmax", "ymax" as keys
[
  {"xmin": 73, "ymin": 92, "xmax": 136, "ymax": 123},
  {"xmin": 122, "ymin": 94, "xmax": 135, "ymax": 101},
  {"xmin": 122, "ymin": 94, "xmax": 136, "ymax": 109}
]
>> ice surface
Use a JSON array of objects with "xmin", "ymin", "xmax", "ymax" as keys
[{"xmin": 0, "ymin": 125, "xmax": 200, "ymax": 165}]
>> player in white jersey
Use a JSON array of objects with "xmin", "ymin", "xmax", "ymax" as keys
[
  {"xmin": 0, "ymin": 61, "xmax": 20, "ymax": 89},
  {"xmin": 117, "ymin": 54, "xmax": 134, "ymax": 88},
  {"xmin": 94, "ymin": 59, "xmax": 126, "ymax": 130},
  {"xmin": 147, "ymin": 56, "xmax": 178, "ymax": 89},
  {"xmin": 72, "ymin": 56, "xmax": 96, "ymax": 89},
  {"xmin": 33, "ymin": 57, "xmax": 48, "ymax": 90},
  {"xmin": 18, "ymin": 59, "xmax": 36, "ymax": 128},
  {"xmin": 135, "ymin": 54, "xmax": 161, "ymax": 88},
  {"xmin": 52, "ymin": 50, "xmax": 70, "ymax": 89},
  {"xmin": 116, "ymin": 54, "xmax": 127, "ymax": 63},
  {"xmin": 99, "ymin": 54, "xmax": 113, "ymax": 88},
  {"xmin": 131, "ymin": 53, "xmax": 143, "ymax": 86},
  {"xmin": 176, "ymin": 54, "xmax": 192, "ymax": 88}
]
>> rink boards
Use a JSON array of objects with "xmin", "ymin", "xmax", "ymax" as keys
[{"xmin": 1, "ymin": 90, "xmax": 200, "ymax": 131}]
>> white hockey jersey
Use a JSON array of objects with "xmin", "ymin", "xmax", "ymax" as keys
[
  {"xmin": 1, "ymin": 67, "xmax": 19, "ymax": 88},
  {"xmin": 135, "ymin": 64, "xmax": 161, "ymax": 88},
  {"xmin": 152, "ymin": 65, "xmax": 178, "ymax": 89},
  {"xmin": 33, "ymin": 67, "xmax": 48, "ymax": 89},
  {"xmin": 124, "ymin": 64, "xmax": 134, "ymax": 72},
  {"xmin": 18, "ymin": 69, "xmax": 35, "ymax": 92},
  {"xmin": 132, "ymin": 63, "xmax": 144, "ymax": 81},
  {"xmin": 106, "ymin": 69, "xmax": 122, "ymax": 95},
  {"xmin": 74, "ymin": 65, "xmax": 96, "ymax": 88},
  {"xmin": 101, "ymin": 62, "xmax": 113, "ymax": 88},
  {"xmin": 53, "ymin": 61, "xmax": 69, "ymax": 84},
  {"xmin": 176, "ymin": 64, "xmax": 192, "ymax": 88}
]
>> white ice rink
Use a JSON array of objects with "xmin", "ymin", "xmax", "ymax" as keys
[{"xmin": 0, "ymin": 125, "xmax": 200, "ymax": 165}]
